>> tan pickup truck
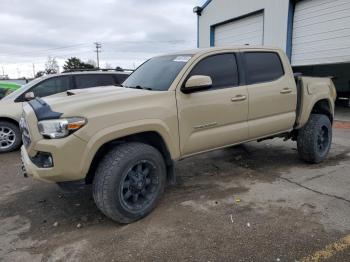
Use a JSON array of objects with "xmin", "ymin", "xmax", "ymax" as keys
[{"xmin": 20, "ymin": 47, "xmax": 337, "ymax": 223}]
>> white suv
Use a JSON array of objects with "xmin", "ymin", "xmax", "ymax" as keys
[{"xmin": 0, "ymin": 71, "xmax": 130, "ymax": 153}]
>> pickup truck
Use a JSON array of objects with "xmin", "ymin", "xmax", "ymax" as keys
[{"xmin": 20, "ymin": 47, "xmax": 337, "ymax": 223}]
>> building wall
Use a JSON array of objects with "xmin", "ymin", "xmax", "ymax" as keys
[{"xmin": 198, "ymin": 0, "xmax": 290, "ymax": 51}]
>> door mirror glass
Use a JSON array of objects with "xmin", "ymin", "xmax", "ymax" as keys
[
  {"xmin": 182, "ymin": 75, "xmax": 212, "ymax": 94},
  {"xmin": 24, "ymin": 92, "xmax": 35, "ymax": 101}
]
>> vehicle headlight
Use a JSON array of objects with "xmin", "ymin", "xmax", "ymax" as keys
[{"xmin": 38, "ymin": 117, "xmax": 87, "ymax": 139}]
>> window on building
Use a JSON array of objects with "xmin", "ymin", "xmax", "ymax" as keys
[
  {"xmin": 187, "ymin": 53, "xmax": 239, "ymax": 90},
  {"xmin": 244, "ymin": 52, "xmax": 284, "ymax": 85}
]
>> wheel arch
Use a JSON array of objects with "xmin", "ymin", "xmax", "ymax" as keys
[
  {"xmin": 85, "ymin": 131, "xmax": 175, "ymax": 184},
  {"xmin": 297, "ymin": 96, "xmax": 334, "ymax": 129},
  {"xmin": 0, "ymin": 117, "xmax": 19, "ymax": 126},
  {"xmin": 310, "ymin": 99, "xmax": 333, "ymax": 123}
]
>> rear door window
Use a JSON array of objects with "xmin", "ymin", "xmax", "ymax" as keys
[
  {"xmin": 243, "ymin": 52, "xmax": 284, "ymax": 85},
  {"xmin": 115, "ymin": 74, "xmax": 129, "ymax": 84},
  {"xmin": 74, "ymin": 74, "xmax": 116, "ymax": 89},
  {"xmin": 187, "ymin": 53, "xmax": 239, "ymax": 90}
]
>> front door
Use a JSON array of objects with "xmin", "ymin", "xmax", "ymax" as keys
[{"xmin": 176, "ymin": 53, "xmax": 249, "ymax": 157}]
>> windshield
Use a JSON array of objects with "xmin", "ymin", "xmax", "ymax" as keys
[{"xmin": 123, "ymin": 55, "xmax": 193, "ymax": 91}]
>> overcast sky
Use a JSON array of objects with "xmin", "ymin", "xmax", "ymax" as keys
[{"xmin": 0, "ymin": 0, "xmax": 204, "ymax": 78}]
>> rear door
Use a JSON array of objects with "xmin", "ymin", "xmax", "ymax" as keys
[
  {"xmin": 243, "ymin": 51, "xmax": 297, "ymax": 139},
  {"xmin": 177, "ymin": 53, "xmax": 249, "ymax": 156}
]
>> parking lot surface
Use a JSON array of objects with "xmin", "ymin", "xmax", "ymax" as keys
[{"xmin": 1, "ymin": 113, "xmax": 349, "ymax": 262}]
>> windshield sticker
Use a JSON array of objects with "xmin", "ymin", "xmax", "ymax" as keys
[{"xmin": 173, "ymin": 56, "xmax": 192, "ymax": 63}]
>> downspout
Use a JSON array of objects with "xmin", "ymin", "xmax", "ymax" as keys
[{"xmin": 286, "ymin": 0, "xmax": 295, "ymax": 62}]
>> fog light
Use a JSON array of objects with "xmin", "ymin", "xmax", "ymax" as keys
[{"xmin": 30, "ymin": 152, "xmax": 53, "ymax": 168}]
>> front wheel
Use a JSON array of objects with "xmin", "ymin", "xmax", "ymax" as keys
[
  {"xmin": 93, "ymin": 142, "xmax": 166, "ymax": 223},
  {"xmin": 297, "ymin": 114, "xmax": 332, "ymax": 163},
  {"xmin": 0, "ymin": 121, "xmax": 22, "ymax": 153}
]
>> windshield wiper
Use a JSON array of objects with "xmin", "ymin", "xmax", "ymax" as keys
[{"xmin": 125, "ymin": 85, "xmax": 153, "ymax": 90}]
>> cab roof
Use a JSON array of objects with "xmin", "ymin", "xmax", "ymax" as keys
[{"xmin": 166, "ymin": 46, "xmax": 282, "ymax": 56}]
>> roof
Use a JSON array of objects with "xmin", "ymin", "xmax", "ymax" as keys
[
  {"xmin": 166, "ymin": 46, "xmax": 282, "ymax": 56},
  {"xmin": 62, "ymin": 71, "xmax": 131, "ymax": 75}
]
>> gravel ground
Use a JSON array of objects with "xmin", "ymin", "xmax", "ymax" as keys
[{"xmin": 0, "ymin": 119, "xmax": 349, "ymax": 261}]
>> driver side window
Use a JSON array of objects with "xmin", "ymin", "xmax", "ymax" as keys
[
  {"xmin": 31, "ymin": 76, "xmax": 71, "ymax": 98},
  {"xmin": 187, "ymin": 53, "xmax": 239, "ymax": 90}
]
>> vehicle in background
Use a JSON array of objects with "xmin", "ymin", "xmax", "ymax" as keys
[
  {"xmin": 0, "ymin": 82, "xmax": 21, "ymax": 99},
  {"xmin": 20, "ymin": 47, "xmax": 336, "ymax": 224},
  {"xmin": 0, "ymin": 70, "xmax": 130, "ymax": 153}
]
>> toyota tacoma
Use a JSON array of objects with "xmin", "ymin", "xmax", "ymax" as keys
[{"xmin": 20, "ymin": 47, "xmax": 337, "ymax": 223}]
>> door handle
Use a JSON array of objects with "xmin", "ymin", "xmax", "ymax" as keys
[
  {"xmin": 231, "ymin": 95, "xmax": 247, "ymax": 102},
  {"xmin": 280, "ymin": 88, "xmax": 292, "ymax": 94}
]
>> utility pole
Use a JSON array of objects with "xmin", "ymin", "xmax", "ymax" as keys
[
  {"xmin": 1, "ymin": 66, "xmax": 4, "ymax": 76},
  {"xmin": 94, "ymin": 42, "xmax": 102, "ymax": 69}
]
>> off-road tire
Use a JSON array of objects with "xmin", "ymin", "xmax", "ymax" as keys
[
  {"xmin": 0, "ymin": 121, "xmax": 21, "ymax": 153},
  {"xmin": 93, "ymin": 142, "xmax": 166, "ymax": 223},
  {"xmin": 297, "ymin": 114, "xmax": 332, "ymax": 163}
]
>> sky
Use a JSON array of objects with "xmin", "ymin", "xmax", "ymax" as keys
[{"xmin": 0, "ymin": 0, "xmax": 205, "ymax": 78}]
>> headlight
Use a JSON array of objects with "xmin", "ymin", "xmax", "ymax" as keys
[{"xmin": 38, "ymin": 117, "xmax": 86, "ymax": 139}]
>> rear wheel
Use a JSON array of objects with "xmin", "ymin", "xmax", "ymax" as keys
[
  {"xmin": 93, "ymin": 142, "xmax": 166, "ymax": 223},
  {"xmin": 0, "ymin": 121, "xmax": 21, "ymax": 153},
  {"xmin": 297, "ymin": 114, "xmax": 332, "ymax": 163}
]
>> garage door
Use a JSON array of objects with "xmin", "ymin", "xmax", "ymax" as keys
[
  {"xmin": 214, "ymin": 13, "xmax": 264, "ymax": 46},
  {"xmin": 292, "ymin": 0, "xmax": 350, "ymax": 66}
]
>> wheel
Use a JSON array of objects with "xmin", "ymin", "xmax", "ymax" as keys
[
  {"xmin": 0, "ymin": 121, "xmax": 22, "ymax": 153},
  {"xmin": 297, "ymin": 114, "xmax": 332, "ymax": 163},
  {"xmin": 93, "ymin": 142, "xmax": 166, "ymax": 223}
]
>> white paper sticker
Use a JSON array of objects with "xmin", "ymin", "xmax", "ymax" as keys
[{"xmin": 173, "ymin": 56, "xmax": 192, "ymax": 62}]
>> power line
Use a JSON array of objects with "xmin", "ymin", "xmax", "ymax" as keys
[
  {"xmin": 94, "ymin": 42, "xmax": 102, "ymax": 69},
  {"xmin": 0, "ymin": 42, "xmax": 91, "ymax": 58},
  {"xmin": 0, "ymin": 39, "xmax": 196, "ymax": 59}
]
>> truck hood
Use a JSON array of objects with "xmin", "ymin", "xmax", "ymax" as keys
[{"xmin": 39, "ymin": 85, "xmax": 165, "ymax": 118}]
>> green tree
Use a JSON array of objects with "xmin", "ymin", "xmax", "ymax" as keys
[{"xmin": 63, "ymin": 57, "xmax": 96, "ymax": 71}]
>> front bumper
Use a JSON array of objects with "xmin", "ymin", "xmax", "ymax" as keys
[{"xmin": 21, "ymin": 134, "xmax": 88, "ymax": 183}]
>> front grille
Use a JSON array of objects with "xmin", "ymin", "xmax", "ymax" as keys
[{"xmin": 20, "ymin": 117, "xmax": 31, "ymax": 148}]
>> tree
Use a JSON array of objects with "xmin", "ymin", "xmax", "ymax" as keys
[
  {"xmin": 115, "ymin": 66, "xmax": 124, "ymax": 71},
  {"xmin": 45, "ymin": 57, "xmax": 59, "ymax": 74},
  {"xmin": 35, "ymin": 71, "xmax": 45, "ymax": 78},
  {"xmin": 63, "ymin": 57, "xmax": 96, "ymax": 71}
]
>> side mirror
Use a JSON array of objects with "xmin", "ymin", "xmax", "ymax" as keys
[
  {"xmin": 24, "ymin": 92, "xmax": 35, "ymax": 101},
  {"xmin": 181, "ymin": 75, "xmax": 212, "ymax": 94}
]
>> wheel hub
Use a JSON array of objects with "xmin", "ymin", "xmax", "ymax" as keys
[
  {"xmin": 120, "ymin": 160, "xmax": 158, "ymax": 211},
  {"xmin": 0, "ymin": 126, "xmax": 16, "ymax": 149}
]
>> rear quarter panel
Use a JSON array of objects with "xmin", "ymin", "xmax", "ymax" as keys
[{"xmin": 296, "ymin": 77, "xmax": 336, "ymax": 128}]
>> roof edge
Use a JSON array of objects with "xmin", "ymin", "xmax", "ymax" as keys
[{"xmin": 201, "ymin": 0, "xmax": 212, "ymax": 10}]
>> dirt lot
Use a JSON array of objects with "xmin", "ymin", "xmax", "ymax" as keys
[{"xmin": 1, "ymin": 111, "xmax": 350, "ymax": 262}]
